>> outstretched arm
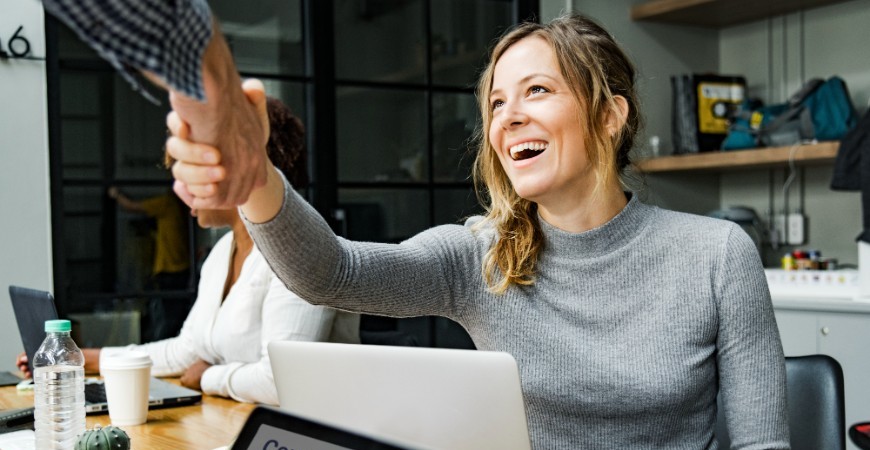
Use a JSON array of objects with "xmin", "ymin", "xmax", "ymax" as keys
[
  {"xmin": 167, "ymin": 22, "xmax": 268, "ymax": 210},
  {"xmin": 108, "ymin": 187, "xmax": 146, "ymax": 213},
  {"xmin": 41, "ymin": 0, "xmax": 267, "ymax": 209},
  {"xmin": 167, "ymin": 86, "xmax": 471, "ymax": 321}
]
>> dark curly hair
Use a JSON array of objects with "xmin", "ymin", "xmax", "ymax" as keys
[
  {"xmin": 266, "ymin": 97, "xmax": 308, "ymax": 188},
  {"xmin": 164, "ymin": 97, "xmax": 308, "ymax": 188}
]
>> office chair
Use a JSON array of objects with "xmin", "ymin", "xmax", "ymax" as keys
[
  {"xmin": 716, "ymin": 355, "xmax": 845, "ymax": 450},
  {"xmin": 359, "ymin": 330, "xmax": 419, "ymax": 347}
]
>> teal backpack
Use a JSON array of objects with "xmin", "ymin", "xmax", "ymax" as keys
[{"xmin": 722, "ymin": 76, "xmax": 857, "ymax": 150}]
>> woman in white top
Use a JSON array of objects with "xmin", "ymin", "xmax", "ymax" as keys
[
  {"xmin": 17, "ymin": 98, "xmax": 359, "ymax": 405},
  {"xmin": 97, "ymin": 206, "xmax": 357, "ymax": 404}
]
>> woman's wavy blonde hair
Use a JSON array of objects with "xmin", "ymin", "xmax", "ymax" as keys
[{"xmin": 472, "ymin": 14, "xmax": 641, "ymax": 294}]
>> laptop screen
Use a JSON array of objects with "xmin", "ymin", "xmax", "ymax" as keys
[
  {"xmin": 8, "ymin": 286, "xmax": 58, "ymax": 375},
  {"xmin": 231, "ymin": 406, "xmax": 410, "ymax": 450}
]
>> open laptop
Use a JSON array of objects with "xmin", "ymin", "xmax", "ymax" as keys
[
  {"xmin": 9, "ymin": 285, "xmax": 201, "ymax": 413},
  {"xmin": 268, "ymin": 341, "xmax": 531, "ymax": 450}
]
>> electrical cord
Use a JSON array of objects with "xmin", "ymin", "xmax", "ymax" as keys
[
  {"xmin": 781, "ymin": 140, "xmax": 816, "ymax": 246},
  {"xmin": 782, "ymin": 142, "xmax": 800, "ymax": 208},
  {"xmin": 780, "ymin": 142, "xmax": 801, "ymax": 245},
  {"xmin": 768, "ymin": 169, "xmax": 779, "ymax": 250}
]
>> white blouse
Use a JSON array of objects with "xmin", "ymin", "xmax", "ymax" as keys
[{"xmin": 106, "ymin": 232, "xmax": 359, "ymax": 405}]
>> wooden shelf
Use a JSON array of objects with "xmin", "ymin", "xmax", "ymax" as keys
[
  {"xmin": 634, "ymin": 141, "xmax": 840, "ymax": 173},
  {"xmin": 630, "ymin": 0, "xmax": 854, "ymax": 28}
]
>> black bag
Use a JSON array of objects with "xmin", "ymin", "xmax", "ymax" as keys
[
  {"xmin": 671, "ymin": 75, "xmax": 698, "ymax": 154},
  {"xmin": 831, "ymin": 109, "xmax": 870, "ymax": 191},
  {"xmin": 830, "ymin": 108, "xmax": 870, "ymax": 243}
]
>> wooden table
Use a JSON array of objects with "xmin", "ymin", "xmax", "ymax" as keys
[{"xmin": 0, "ymin": 378, "xmax": 255, "ymax": 449}]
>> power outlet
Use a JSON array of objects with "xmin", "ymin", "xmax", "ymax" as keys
[
  {"xmin": 771, "ymin": 213, "xmax": 807, "ymax": 246},
  {"xmin": 773, "ymin": 214, "xmax": 787, "ymax": 244},
  {"xmin": 787, "ymin": 213, "xmax": 806, "ymax": 245}
]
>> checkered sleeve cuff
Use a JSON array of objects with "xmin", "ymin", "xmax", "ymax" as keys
[{"xmin": 42, "ymin": 0, "xmax": 213, "ymax": 102}]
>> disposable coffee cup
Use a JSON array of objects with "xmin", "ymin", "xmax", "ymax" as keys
[{"xmin": 100, "ymin": 350, "xmax": 153, "ymax": 426}]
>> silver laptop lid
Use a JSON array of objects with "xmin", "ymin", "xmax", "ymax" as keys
[{"xmin": 268, "ymin": 341, "xmax": 531, "ymax": 450}]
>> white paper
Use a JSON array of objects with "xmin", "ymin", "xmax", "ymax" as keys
[
  {"xmin": 860, "ymin": 241, "xmax": 870, "ymax": 298},
  {"xmin": 0, "ymin": 429, "xmax": 35, "ymax": 450}
]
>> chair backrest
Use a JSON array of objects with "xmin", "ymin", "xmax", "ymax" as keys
[
  {"xmin": 359, "ymin": 330, "xmax": 419, "ymax": 347},
  {"xmin": 716, "ymin": 354, "xmax": 845, "ymax": 450}
]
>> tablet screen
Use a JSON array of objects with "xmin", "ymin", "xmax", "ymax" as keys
[
  {"xmin": 245, "ymin": 424, "xmax": 352, "ymax": 450},
  {"xmin": 231, "ymin": 406, "xmax": 409, "ymax": 450}
]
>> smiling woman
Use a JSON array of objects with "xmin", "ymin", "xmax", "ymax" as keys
[
  {"xmin": 475, "ymin": 21, "xmax": 641, "ymax": 293},
  {"xmin": 168, "ymin": 12, "xmax": 790, "ymax": 450},
  {"xmin": 488, "ymin": 40, "xmax": 594, "ymax": 206}
]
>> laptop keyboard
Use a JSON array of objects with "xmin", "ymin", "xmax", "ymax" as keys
[{"xmin": 84, "ymin": 383, "xmax": 107, "ymax": 404}]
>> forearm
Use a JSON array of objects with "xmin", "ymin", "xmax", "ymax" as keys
[
  {"xmin": 113, "ymin": 193, "xmax": 144, "ymax": 213},
  {"xmin": 199, "ymin": 282, "xmax": 332, "ymax": 404},
  {"xmin": 244, "ymin": 174, "xmax": 461, "ymax": 318},
  {"xmin": 240, "ymin": 163, "xmax": 286, "ymax": 224},
  {"xmin": 82, "ymin": 348, "xmax": 101, "ymax": 374},
  {"xmin": 41, "ymin": 0, "xmax": 212, "ymax": 101},
  {"xmin": 168, "ymin": 18, "xmax": 269, "ymax": 208},
  {"xmin": 170, "ymin": 18, "xmax": 244, "ymax": 146},
  {"xmin": 243, "ymin": 174, "xmax": 352, "ymax": 307},
  {"xmin": 201, "ymin": 361, "xmax": 278, "ymax": 405},
  {"xmin": 116, "ymin": 337, "xmax": 197, "ymax": 377},
  {"xmin": 41, "ymin": 0, "xmax": 252, "ymax": 150}
]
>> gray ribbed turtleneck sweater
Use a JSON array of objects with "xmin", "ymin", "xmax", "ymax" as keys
[{"xmin": 246, "ymin": 176, "xmax": 789, "ymax": 449}]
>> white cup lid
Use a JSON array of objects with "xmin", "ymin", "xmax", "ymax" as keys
[{"xmin": 100, "ymin": 350, "xmax": 153, "ymax": 370}]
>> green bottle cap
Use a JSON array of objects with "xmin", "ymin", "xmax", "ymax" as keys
[{"xmin": 45, "ymin": 319, "xmax": 71, "ymax": 332}]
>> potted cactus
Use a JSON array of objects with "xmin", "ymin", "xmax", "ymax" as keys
[{"xmin": 75, "ymin": 424, "xmax": 131, "ymax": 450}]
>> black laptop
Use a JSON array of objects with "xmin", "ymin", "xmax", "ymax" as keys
[{"xmin": 9, "ymin": 285, "xmax": 201, "ymax": 413}]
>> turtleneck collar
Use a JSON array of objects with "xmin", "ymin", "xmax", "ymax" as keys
[{"xmin": 537, "ymin": 193, "xmax": 653, "ymax": 258}]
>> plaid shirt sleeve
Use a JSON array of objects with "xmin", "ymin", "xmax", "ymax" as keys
[{"xmin": 41, "ymin": 0, "xmax": 213, "ymax": 102}]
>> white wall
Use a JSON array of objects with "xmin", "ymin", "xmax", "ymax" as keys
[{"xmin": 0, "ymin": 2, "xmax": 52, "ymax": 372}]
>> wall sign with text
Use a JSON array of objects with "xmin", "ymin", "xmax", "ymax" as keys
[{"xmin": 0, "ymin": 26, "xmax": 42, "ymax": 60}]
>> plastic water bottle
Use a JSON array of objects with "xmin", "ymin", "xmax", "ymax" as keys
[{"xmin": 33, "ymin": 319, "xmax": 86, "ymax": 449}]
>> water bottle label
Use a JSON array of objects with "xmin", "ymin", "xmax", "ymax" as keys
[{"xmin": 44, "ymin": 369, "xmax": 79, "ymax": 381}]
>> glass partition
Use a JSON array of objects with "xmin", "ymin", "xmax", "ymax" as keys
[
  {"xmin": 432, "ymin": 92, "xmax": 479, "ymax": 182},
  {"xmin": 338, "ymin": 189, "xmax": 430, "ymax": 242},
  {"xmin": 334, "ymin": 0, "xmax": 426, "ymax": 84},
  {"xmin": 211, "ymin": 0, "xmax": 305, "ymax": 76},
  {"xmin": 430, "ymin": 0, "xmax": 513, "ymax": 87},
  {"xmin": 337, "ymin": 87, "xmax": 428, "ymax": 183}
]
